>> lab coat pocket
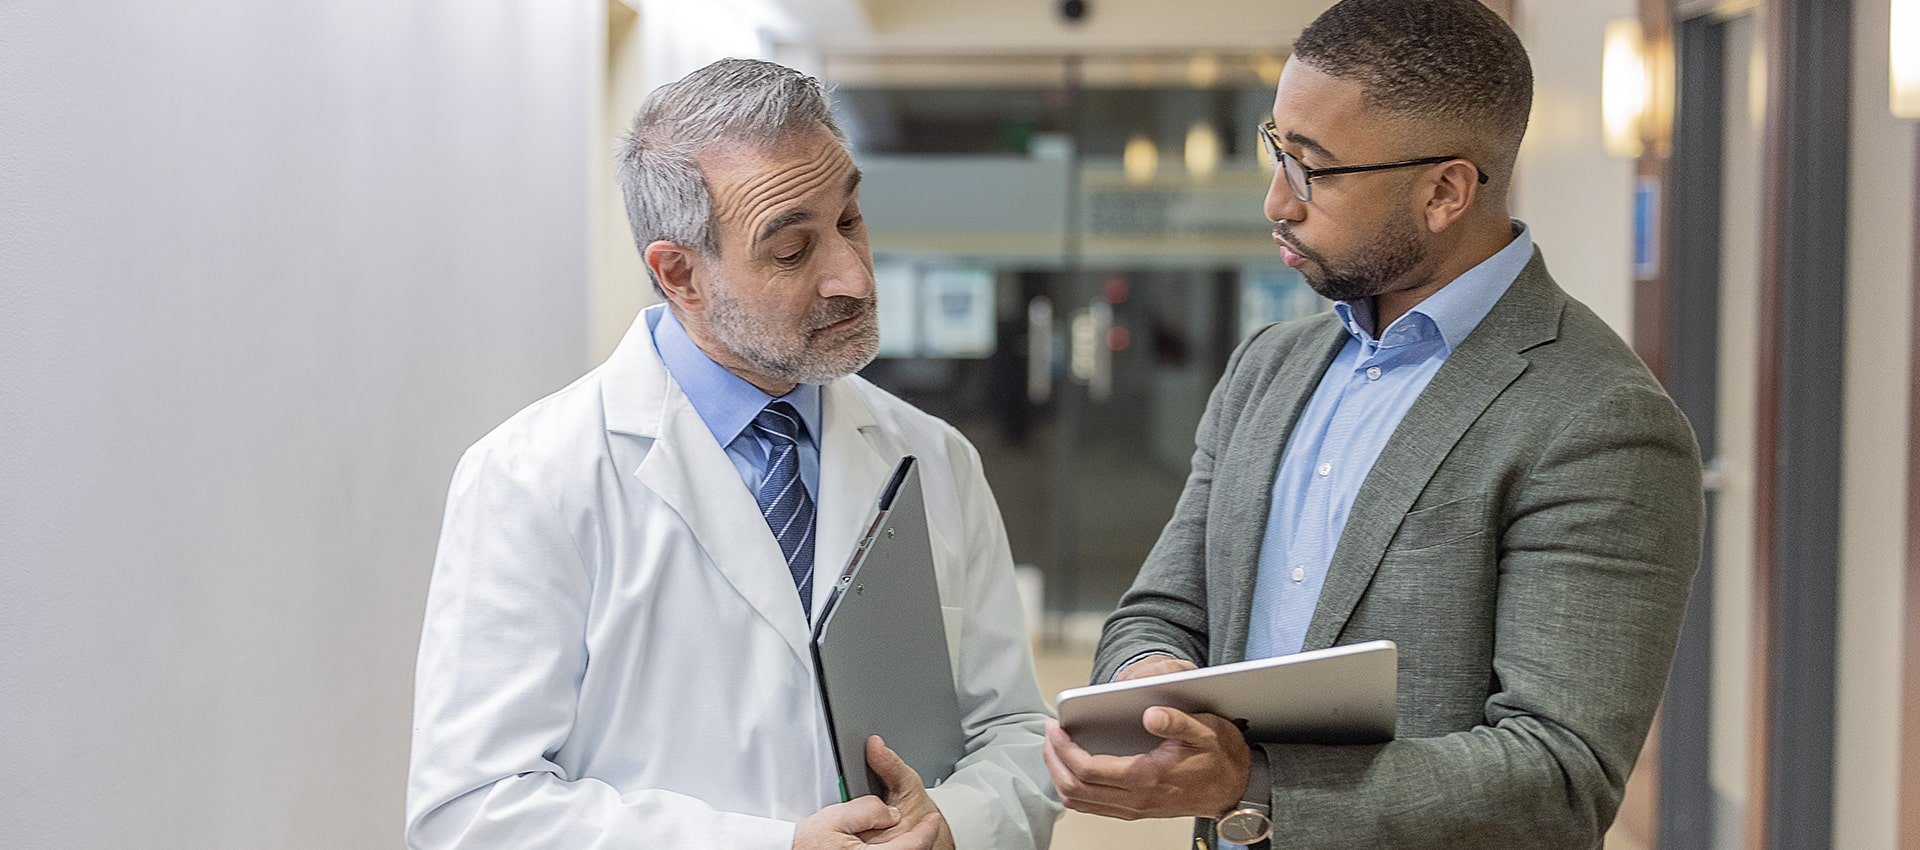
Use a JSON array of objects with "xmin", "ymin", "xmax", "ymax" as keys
[{"xmin": 939, "ymin": 605, "xmax": 964, "ymax": 672}]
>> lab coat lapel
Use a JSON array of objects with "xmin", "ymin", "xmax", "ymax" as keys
[
  {"xmin": 605, "ymin": 306, "xmax": 816, "ymax": 667},
  {"xmin": 811, "ymin": 380, "xmax": 891, "ymax": 618}
]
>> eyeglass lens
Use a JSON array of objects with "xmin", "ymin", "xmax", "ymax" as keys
[{"xmin": 1259, "ymin": 125, "xmax": 1311, "ymax": 202}]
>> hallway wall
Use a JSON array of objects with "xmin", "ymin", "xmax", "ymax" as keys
[
  {"xmin": 1835, "ymin": 0, "xmax": 1917, "ymax": 845},
  {"xmin": 1512, "ymin": 0, "xmax": 1637, "ymax": 337},
  {"xmin": 0, "ymin": 1, "xmax": 596, "ymax": 846}
]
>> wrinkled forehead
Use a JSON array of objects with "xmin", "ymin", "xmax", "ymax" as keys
[{"xmin": 701, "ymin": 127, "xmax": 857, "ymax": 247}]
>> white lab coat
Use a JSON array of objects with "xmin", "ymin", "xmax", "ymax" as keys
[{"xmin": 406, "ymin": 305, "xmax": 1059, "ymax": 849}]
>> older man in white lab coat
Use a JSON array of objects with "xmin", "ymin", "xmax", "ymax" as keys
[{"xmin": 405, "ymin": 60, "xmax": 1059, "ymax": 850}]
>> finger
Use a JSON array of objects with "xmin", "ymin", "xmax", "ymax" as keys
[
  {"xmin": 866, "ymin": 735, "xmax": 925, "ymax": 798},
  {"xmin": 1116, "ymin": 656, "xmax": 1199, "ymax": 682},
  {"xmin": 857, "ymin": 822, "xmax": 909, "ymax": 843},
  {"xmin": 1040, "ymin": 724, "xmax": 1078, "ymax": 797},
  {"xmin": 1143, "ymin": 706, "xmax": 1218, "ymax": 748},
  {"xmin": 1045, "ymin": 721, "xmax": 1148, "ymax": 790},
  {"xmin": 873, "ymin": 811, "xmax": 943, "ymax": 850},
  {"xmin": 821, "ymin": 795, "xmax": 900, "ymax": 835},
  {"xmin": 1139, "ymin": 663, "xmax": 1184, "ymax": 680},
  {"xmin": 1043, "ymin": 726, "xmax": 1125, "ymax": 805},
  {"xmin": 1045, "ymin": 737, "xmax": 1164, "ymax": 811}
]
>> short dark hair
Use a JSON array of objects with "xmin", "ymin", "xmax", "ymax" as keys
[{"xmin": 1291, "ymin": 0, "xmax": 1533, "ymax": 180}]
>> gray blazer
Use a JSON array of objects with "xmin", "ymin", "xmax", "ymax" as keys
[{"xmin": 1093, "ymin": 249, "xmax": 1703, "ymax": 849}]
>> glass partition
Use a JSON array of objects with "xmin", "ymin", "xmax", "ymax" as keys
[{"xmin": 829, "ymin": 53, "xmax": 1326, "ymax": 626}]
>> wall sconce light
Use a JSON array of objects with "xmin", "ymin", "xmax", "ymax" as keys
[
  {"xmin": 1254, "ymin": 55, "xmax": 1286, "ymax": 87},
  {"xmin": 1123, "ymin": 134, "xmax": 1159, "ymax": 185},
  {"xmin": 1602, "ymin": 17, "xmax": 1647, "ymax": 157},
  {"xmin": 1187, "ymin": 52, "xmax": 1220, "ymax": 89},
  {"xmin": 1184, "ymin": 122, "xmax": 1221, "ymax": 180},
  {"xmin": 1894, "ymin": 0, "xmax": 1919, "ymax": 117}
]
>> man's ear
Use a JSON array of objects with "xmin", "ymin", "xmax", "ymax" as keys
[
  {"xmin": 1420, "ymin": 160, "xmax": 1481, "ymax": 234},
  {"xmin": 644, "ymin": 240, "xmax": 705, "ymax": 310}
]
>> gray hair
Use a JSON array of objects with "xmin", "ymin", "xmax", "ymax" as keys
[{"xmin": 617, "ymin": 59, "xmax": 847, "ymax": 294}]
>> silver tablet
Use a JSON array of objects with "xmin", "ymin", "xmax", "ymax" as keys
[
  {"xmin": 810, "ymin": 457, "xmax": 968, "ymax": 801},
  {"xmin": 1056, "ymin": 639, "xmax": 1398, "ymax": 756}
]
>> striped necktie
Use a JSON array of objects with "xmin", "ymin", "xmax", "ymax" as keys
[{"xmin": 751, "ymin": 400, "xmax": 816, "ymax": 618}]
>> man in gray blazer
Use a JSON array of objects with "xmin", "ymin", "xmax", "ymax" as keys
[{"xmin": 1040, "ymin": 1, "xmax": 1703, "ymax": 847}]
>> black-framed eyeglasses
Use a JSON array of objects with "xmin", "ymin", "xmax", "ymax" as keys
[{"xmin": 1259, "ymin": 120, "xmax": 1487, "ymax": 203}]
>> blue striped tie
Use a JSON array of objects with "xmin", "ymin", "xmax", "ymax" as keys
[{"xmin": 752, "ymin": 401, "xmax": 816, "ymax": 618}]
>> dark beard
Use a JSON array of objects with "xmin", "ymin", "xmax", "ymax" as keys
[{"xmin": 1279, "ymin": 218, "xmax": 1427, "ymax": 303}]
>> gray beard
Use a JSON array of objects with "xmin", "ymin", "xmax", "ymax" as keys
[{"xmin": 704, "ymin": 278, "xmax": 880, "ymax": 386}]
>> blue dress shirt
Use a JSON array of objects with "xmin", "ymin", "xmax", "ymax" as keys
[
  {"xmin": 651, "ymin": 308, "xmax": 822, "ymax": 502},
  {"xmin": 1242, "ymin": 222, "xmax": 1534, "ymax": 662}
]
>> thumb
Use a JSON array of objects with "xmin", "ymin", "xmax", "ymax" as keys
[
  {"xmin": 866, "ymin": 735, "xmax": 926, "ymax": 797},
  {"xmin": 1143, "ymin": 707, "xmax": 1217, "ymax": 747}
]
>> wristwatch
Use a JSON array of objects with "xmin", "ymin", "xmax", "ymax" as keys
[{"xmin": 1215, "ymin": 747, "xmax": 1271, "ymax": 846}]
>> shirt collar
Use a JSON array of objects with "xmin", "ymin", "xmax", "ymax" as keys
[
  {"xmin": 1332, "ymin": 219, "xmax": 1534, "ymax": 354},
  {"xmin": 651, "ymin": 307, "xmax": 823, "ymax": 449}
]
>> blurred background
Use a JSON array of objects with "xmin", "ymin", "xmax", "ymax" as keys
[{"xmin": 2, "ymin": 0, "xmax": 1916, "ymax": 847}]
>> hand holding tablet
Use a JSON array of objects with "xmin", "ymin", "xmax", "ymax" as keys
[{"xmin": 1055, "ymin": 639, "xmax": 1398, "ymax": 756}]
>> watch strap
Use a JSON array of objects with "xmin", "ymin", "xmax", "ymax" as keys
[{"xmin": 1238, "ymin": 744, "xmax": 1270, "ymax": 815}]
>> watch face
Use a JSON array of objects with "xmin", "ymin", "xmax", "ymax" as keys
[{"xmin": 1218, "ymin": 810, "xmax": 1271, "ymax": 844}]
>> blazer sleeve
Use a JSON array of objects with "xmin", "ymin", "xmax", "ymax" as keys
[
  {"xmin": 404, "ymin": 444, "xmax": 796, "ymax": 850},
  {"xmin": 1248, "ymin": 382, "xmax": 1703, "ymax": 848},
  {"xmin": 923, "ymin": 436, "xmax": 1064, "ymax": 850}
]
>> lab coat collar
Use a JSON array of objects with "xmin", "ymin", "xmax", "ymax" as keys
[{"xmin": 600, "ymin": 304, "xmax": 891, "ymax": 665}]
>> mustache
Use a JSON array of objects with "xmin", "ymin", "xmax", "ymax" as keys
[
  {"xmin": 1271, "ymin": 222, "xmax": 1324, "ymax": 266},
  {"xmin": 1271, "ymin": 222, "xmax": 1304, "ymax": 252},
  {"xmin": 810, "ymin": 295, "xmax": 876, "ymax": 330}
]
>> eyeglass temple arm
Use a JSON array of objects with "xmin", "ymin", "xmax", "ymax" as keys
[{"xmin": 1307, "ymin": 156, "xmax": 1485, "ymax": 181}]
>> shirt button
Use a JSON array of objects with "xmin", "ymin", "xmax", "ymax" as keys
[
  {"xmin": 1291, "ymin": 566, "xmax": 1306, "ymax": 582},
  {"xmin": 1317, "ymin": 462, "xmax": 1332, "ymax": 477},
  {"xmin": 1366, "ymin": 366, "xmax": 1383, "ymax": 381}
]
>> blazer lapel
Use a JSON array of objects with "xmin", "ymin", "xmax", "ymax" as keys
[
  {"xmin": 1213, "ymin": 317, "xmax": 1349, "ymax": 665},
  {"xmin": 811, "ymin": 381, "xmax": 891, "ymax": 619},
  {"xmin": 1300, "ymin": 250, "xmax": 1564, "ymax": 650},
  {"xmin": 605, "ymin": 306, "xmax": 817, "ymax": 667}
]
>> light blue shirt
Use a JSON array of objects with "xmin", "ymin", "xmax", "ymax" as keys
[
  {"xmin": 651, "ymin": 307, "xmax": 822, "ymax": 502},
  {"xmin": 1242, "ymin": 222, "xmax": 1534, "ymax": 662}
]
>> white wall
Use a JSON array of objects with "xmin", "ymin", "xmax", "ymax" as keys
[
  {"xmin": 1834, "ymin": 0, "xmax": 1916, "ymax": 845},
  {"xmin": 595, "ymin": 1, "xmax": 660, "ymax": 362},
  {"xmin": 1511, "ymin": 0, "xmax": 1637, "ymax": 336},
  {"xmin": 0, "ymin": 2, "xmax": 596, "ymax": 847}
]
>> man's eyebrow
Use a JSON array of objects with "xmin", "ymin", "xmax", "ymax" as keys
[
  {"xmin": 755, "ymin": 209, "xmax": 815, "ymax": 247},
  {"xmin": 1284, "ymin": 131, "xmax": 1338, "ymax": 163},
  {"xmin": 753, "ymin": 169, "xmax": 865, "ymax": 248}
]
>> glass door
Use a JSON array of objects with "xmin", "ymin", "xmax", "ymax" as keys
[{"xmin": 830, "ymin": 53, "xmax": 1324, "ymax": 631}]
